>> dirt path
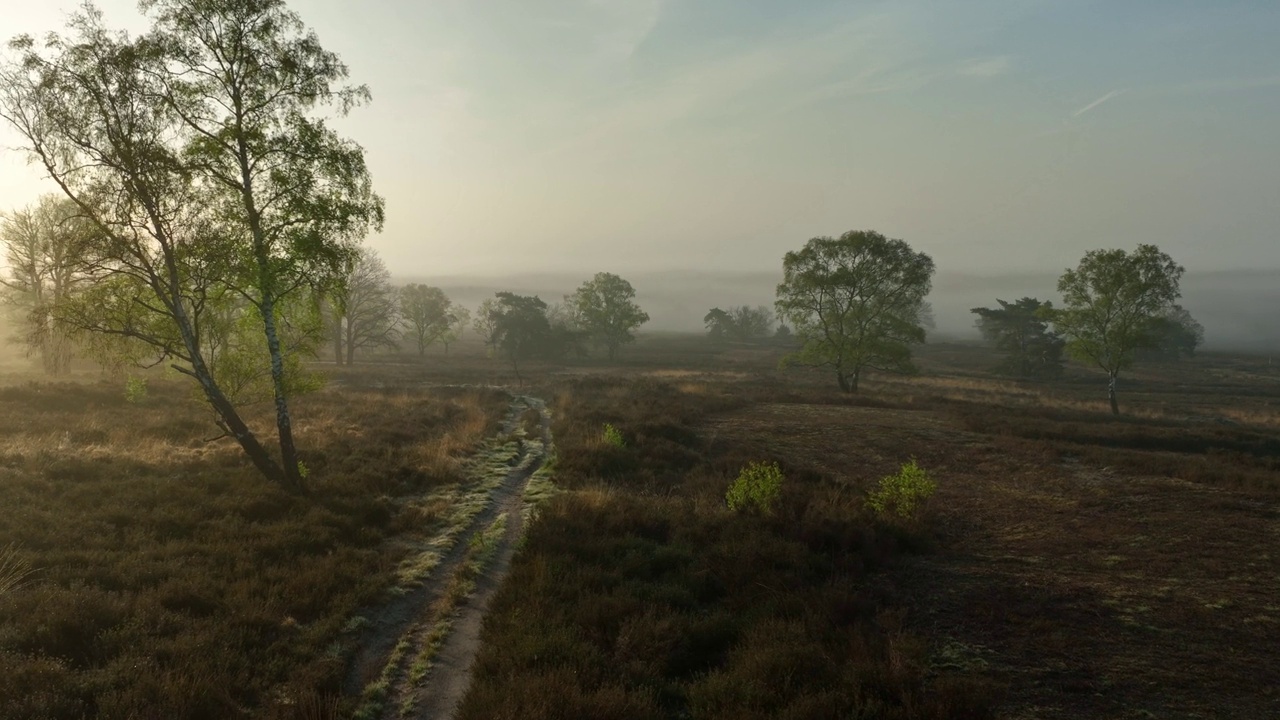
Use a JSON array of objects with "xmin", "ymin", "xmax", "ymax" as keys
[{"xmin": 344, "ymin": 395, "xmax": 553, "ymax": 720}]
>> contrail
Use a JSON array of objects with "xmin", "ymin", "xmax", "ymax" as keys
[{"xmin": 1072, "ymin": 89, "xmax": 1126, "ymax": 118}]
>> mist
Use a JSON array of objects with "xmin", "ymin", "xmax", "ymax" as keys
[{"xmin": 402, "ymin": 268, "xmax": 1280, "ymax": 353}]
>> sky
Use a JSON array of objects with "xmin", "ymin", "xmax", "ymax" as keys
[{"xmin": 2, "ymin": 0, "xmax": 1279, "ymax": 280}]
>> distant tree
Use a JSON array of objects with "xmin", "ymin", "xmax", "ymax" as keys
[
  {"xmin": 704, "ymin": 305, "xmax": 773, "ymax": 341},
  {"xmin": 0, "ymin": 195, "xmax": 94, "ymax": 374},
  {"xmin": 473, "ymin": 299, "xmax": 501, "ymax": 355},
  {"xmin": 1137, "ymin": 306, "xmax": 1205, "ymax": 361},
  {"xmin": 970, "ymin": 297, "xmax": 1066, "ymax": 379},
  {"xmin": 398, "ymin": 284, "xmax": 455, "ymax": 356},
  {"xmin": 329, "ymin": 248, "xmax": 399, "ymax": 364},
  {"xmin": 442, "ymin": 306, "xmax": 471, "ymax": 355},
  {"xmin": 546, "ymin": 302, "xmax": 579, "ymax": 331},
  {"xmin": 731, "ymin": 305, "xmax": 774, "ymax": 339},
  {"xmin": 775, "ymin": 230, "xmax": 935, "ymax": 393},
  {"xmin": 704, "ymin": 308, "xmax": 733, "ymax": 340},
  {"xmin": 489, "ymin": 292, "xmax": 552, "ymax": 381},
  {"xmin": 566, "ymin": 272, "xmax": 650, "ymax": 360},
  {"xmin": 1049, "ymin": 244, "xmax": 1188, "ymax": 414}
]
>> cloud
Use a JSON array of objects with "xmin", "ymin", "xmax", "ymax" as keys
[
  {"xmin": 530, "ymin": 14, "xmax": 897, "ymax": 159},
  {"xmin": 584, "ymin": 0, "xmax": 665, "ymax": 62},
  {"xmin": 1071, "ymin": 89, "xmax": 1126, "ymax": 118},
  {"xmin": 956, "ymin": 56, "xmax": 1011, "ymax": 78}
]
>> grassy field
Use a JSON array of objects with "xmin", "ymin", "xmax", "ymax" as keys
[
  {"xmin": 448, "ymin": 338, "xmax": 1279, "ymax": 719},
  {"xmin": 1, "ymin": 336, "xmax": 1277, "ymax": 718},
  {"xmin": 0, "ymin": 373, "xmax": 507, "ymax": 719}
]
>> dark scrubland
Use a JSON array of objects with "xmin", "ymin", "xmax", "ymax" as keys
[
  {"xmin": 0, "ymin": 375, "xmax": 507, "ymax": 719},
  {"xmin": 446, "ymin": 336, "xmax": 1279, "ymax": 720},
  {"xmin": 1, "ymin": 336, "xmax": 1278, "ymax": 718}
]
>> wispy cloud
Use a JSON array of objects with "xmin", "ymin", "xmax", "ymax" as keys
[
  {"xmin": 530, "ymin": 14, "xmax": 897, "ymax": 159},
  {"xmin": 1071, "ymin": 89, "xmax": 1126, "ymax": 118},
  {"xmin": 956, "ymin": 56, "xmax": 1012, "ymax": 78},
  {"xmin": 584, "ymin": 0, "xmax": 665, "ymax": 62}
]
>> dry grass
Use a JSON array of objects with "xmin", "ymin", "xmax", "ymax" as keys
[
  {"xmin": 455, "ymin": 376, "xmax": 994, "ymax": 720},
  {"xmin": 0, "ymin": 374, "xmax": 507, "ymax": 720},
  {"xmin": 0, "ymin": 544, "xmax": 35, "ymax": 596},
  {"xmin": 449, "ymin": 337, "xmax": 1279, "ymax": 720},
  {"xmin": 6, "ymin": 335, "xmax": 1276, "ymax": 718}
]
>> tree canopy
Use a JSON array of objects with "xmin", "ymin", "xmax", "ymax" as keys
[
  {"xmin": 566, "ymin": 272, "xmax": 649, "ymax": 360},
  {"xmin": 328, "ymin": 248, "xmax": 398, "ymax": 364},
  {"xmin": 970, "ymin": 297, "xmax": 1065, "ymax": 379},
  {"xmin": 0, "ymin": 195, "xmax": 95, "ymax": 375},
  {"xmin": 775, "ymin": 230, "xmax": 934, "ymax": 393},
  {"xmin": 1050, "ymin": 244, "xmax": 1189, "ymax": 414},
  {"xmin": 0, "ymin": 0, "xmax": 382, "ymax": 486},
  {"xmin": 399, "ymin": 284, "xmax": 456, "ymax": 356},
  {"xmin": 487, "ymin": 293, "xmax": 551, "ymax": 381},
  {"xmin": 473, "ymin": 298, "xmax": 501, "ymax": 354},
  {"xmin": 1137, "ymin": 306, "xmax": 1205, "ymax": 362},
  {"xmin": 704, "ymin": 305, "xmax": 774, "ymax": 341}
]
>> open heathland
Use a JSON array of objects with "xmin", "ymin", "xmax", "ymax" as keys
[
  {"xmin": 0, "ymin": 375, "xmax": 507, "ymax": 719},
  {"xmin": 1, "ymin": 335, "xmax": 1277, "ymax": 719}
]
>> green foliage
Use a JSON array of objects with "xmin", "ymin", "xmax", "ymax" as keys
[
  {"xmin": 1137, "ymin": 306, "xmax": 1205, "ymax": 362},
  {"xmin": 725, "ymin": 461, "xmax": 784, "ymax": 515},
  {"xmin": 0, "ymin": 0, "xmax": 383, "ymax": 485},
  {"xmin": 207, "ymin": 293, "xmax": 327, "ymax": 405},
  {"xmin": 399, "ymin": 283, "xmax": 456, "ymax": 355},
  {"xmin": 601, "ymin": 423, "xmax": 625, "ymax": 448},
  {"xmin": 487, "ymin": 292, "xmax": 586, "ymax": 378},
  {"xmin": 566, "ymin": 272, "xmax": 650, "ymax": 360},
  {"xmin": 1051, "ymin": 245, "xmax": 1186, "ymax": 375},
  {"xmin": 867, "ymin": 459, "xmax": 937, "ymax": 518},
  {"xmin": 775, "ymin": 230, "xmax": 935, "ymax": 393},
  {"xmin": 704, "ymin": 305, "xmax": 774, "ymax": 341},
  {"xmin": 124, "ymin": 376, "xmax": 148, "ymax": 404},
  {"xmin": 1050, "ymin": 244, "xmax": 1190, "ymax": 413},
  {"xmin": 971, "ymin": 297, "xmax": 1066, "ymax": 379}
]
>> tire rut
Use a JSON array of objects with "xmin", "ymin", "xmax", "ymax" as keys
[{"xmin": 343, "ymin": 395, "xmax": 553, "ymax": 719}]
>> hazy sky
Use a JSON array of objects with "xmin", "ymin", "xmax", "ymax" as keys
[{"xmin": 2, "ymin": 0, "xmax": 1279, "ymax": 278}]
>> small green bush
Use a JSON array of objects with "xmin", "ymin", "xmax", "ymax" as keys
[
  {"xmin": 726, "ymin": 461, "xmax": 784, "ymax": 515},
  {"xmin": 602, "ymin": 423, "xmax": 626, "ymax": 448},
  {"xmin": 124, "ymin": 376, "xmax": 148, "ymax": 404},
  {"xmin": 867, "ymin": 459, "xmax": 936, "ymax": 518}
]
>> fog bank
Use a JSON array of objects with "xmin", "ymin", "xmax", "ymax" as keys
[{"xmin": 402, "ymin": 269, "xmax": 1280, "ymax": 353}]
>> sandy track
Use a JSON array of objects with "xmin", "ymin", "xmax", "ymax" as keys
[{"xmin": 344, "ymin": 395, "xmax": 552, "ymax": 720}]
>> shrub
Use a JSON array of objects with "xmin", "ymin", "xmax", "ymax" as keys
[
  {"xmin": 726, "ymin": 461, "xmax": 784, "ymax": 515},
  {"xmin": 867, "ymin": 459, "xmax": 936, "ymax": 518},
  {"xmin": 602, "ymin": 423, "xmax": 626, "ymax": 448},
  {"xmin": 124, "ymin": 376, "xmax": 148, "ymax": 404}
]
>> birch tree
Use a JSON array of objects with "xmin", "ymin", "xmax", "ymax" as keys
[
  {"xmin": 775, "ymin": 230, "xmax": 934, "ymax": 393},
  {"xmin": 1050, "ymin": 245, "xmax": 1187, "ymax": 415},
  {"xmin": 0, "ymin": 0, "xmax": 382, "ymax": 486}
]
